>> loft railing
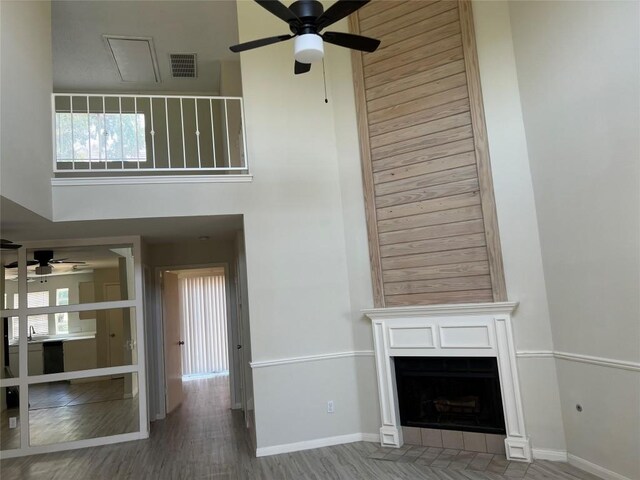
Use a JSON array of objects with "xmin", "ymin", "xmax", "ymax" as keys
[{"xmin": 52, "ymin": 94, "xmax": 248, "ymax": 175}]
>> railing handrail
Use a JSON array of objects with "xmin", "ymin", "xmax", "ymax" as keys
[{"xmin": 52, "ymin": 93, "xmax": 243, "ymax": 100}]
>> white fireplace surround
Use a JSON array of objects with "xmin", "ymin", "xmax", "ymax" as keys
[{"xmin": 363, "ymin": 302, "xmax": 532, "ymax": 462}]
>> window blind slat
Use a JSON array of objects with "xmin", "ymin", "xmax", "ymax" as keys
[{"xmin": 11, "ymin": 291, "xmax": 50, "ymax": 339}]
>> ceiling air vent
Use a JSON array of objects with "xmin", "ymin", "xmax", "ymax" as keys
[{"xmin": 170, "ymin": 53, "xmax": 197, "ymax": 78}]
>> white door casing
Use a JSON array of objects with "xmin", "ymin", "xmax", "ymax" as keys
[{"xmin": 162, "ymin": 271, "xmax": 183, "ymax": 414}]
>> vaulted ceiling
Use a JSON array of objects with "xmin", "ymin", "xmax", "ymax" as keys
[{"xmin": 52, "ymin": 0, "xmax": 240, "ymax": 94}]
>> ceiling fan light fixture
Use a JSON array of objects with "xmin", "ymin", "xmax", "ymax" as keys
[
  {"xmin": 294, "ymin": 34, "xmax": 324, "ymax": 64},
  {"xmin": 35, "ymin": 265, "xmax": 52, "ymax": 276}
]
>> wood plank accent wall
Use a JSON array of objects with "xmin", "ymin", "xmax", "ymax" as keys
[{"xmin": 350, "ymin": 0, "xmax": 507, "ymax": 307}]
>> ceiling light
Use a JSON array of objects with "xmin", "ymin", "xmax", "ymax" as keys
[
  {"xmin": 294, "ymin": 34, "xmax": 324, "ymax": 64},
  {"xmin": 35, "ymin": 265, "xmax": 52, "ymax": 276}
]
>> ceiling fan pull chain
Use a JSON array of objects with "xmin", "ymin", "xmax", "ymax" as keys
[{"xmin": 322, "ymin": 58, "xmax": 328, "ymax": 104}]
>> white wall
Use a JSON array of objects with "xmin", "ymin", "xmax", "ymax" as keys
[
  {"xmin": 234, "ymin": 0, "xmax": 376, "ymax": 448},
  {"xmin": 508, "ymin": 1, "xmax": 640, "ymax": 478},
  {"xmin": 220, "ymin": 60, "xmax": 242, "ymax": 96},
  {"xmin": 0, "ymin": 1, "xmax": 53, "ymax": 219},
  {"xmin": 50, "ymin": 1, "xmax": 377, "ymax": 450},
  {"xmin": 471, "ymin": 1, "xmax": 566, "ymax": 453}
]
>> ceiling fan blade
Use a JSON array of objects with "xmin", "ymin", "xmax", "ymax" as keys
[
  {"xmin": 1, "ymin": 239, "xmax": 21, "ymax": 250},
  {"xmin": 4, "ymin": 260, "xmax": 38, "ymax": 269},
  {"xmin": 322, "ymin": 31, "xmax": 380, "ymax": 52},
  {"xmin": 294, "ymin": 61, "xmax": 311, "ymax": 75},
  {"xmin": 255, "ymin": 0, "xmax": 302, "ymax": 26},
  {"xmin": 51, "ymin": 261, "xmax": 87, "ymax": 265},
  {"xmin": 230, "ymin": 34, "xmax": 294, "ymax": 53},
  {"xmin": 316, "ymin": 0, "xmax": 370, "ymax": 30}
]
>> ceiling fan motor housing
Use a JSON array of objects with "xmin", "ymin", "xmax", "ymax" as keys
[
  {"xmin": 34, "ymin": 250, "xmax": 54, "ymax": 266},
  {"xmin": 289, "ymin": 0, "xmax": 324, "ymax": 25}
]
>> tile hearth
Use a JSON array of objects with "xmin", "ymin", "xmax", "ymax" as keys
[
  {"xmin": 403, "ymin": 426, "xmax": 506, "ymax": 454},
  {"xmin": 369, "ymin": 445, "xmax": 530, "ymax": 477}
]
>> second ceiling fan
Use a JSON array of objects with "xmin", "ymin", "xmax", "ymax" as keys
[{"xmin": 229, "ymin": 0, "xmax": 380, "ymax": 74}]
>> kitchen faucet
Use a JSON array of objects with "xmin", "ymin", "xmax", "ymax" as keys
[{"xmin": 28, "ymin": 325, "xmax": 36, "ymax": 341}]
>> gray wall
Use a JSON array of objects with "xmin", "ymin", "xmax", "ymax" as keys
[
  {"xmin": 509, "ymin": 1, "xmax": 640, "ymax": 478},
  {"xmin": 1, "ymin": 1, "xmax": 54, "ymax": 218}
]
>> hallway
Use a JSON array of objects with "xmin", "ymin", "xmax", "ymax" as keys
[{"xmin": 1, "ymin": 376, "xmax": 599, "ymax": 479}]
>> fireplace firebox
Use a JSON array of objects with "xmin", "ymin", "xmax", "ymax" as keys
[{"xmin": 394, "ymin": 356, "xmax": 506, "ymax": 435}]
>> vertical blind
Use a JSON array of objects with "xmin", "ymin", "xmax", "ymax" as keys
[{"xmin": 178, "ymin": 273, "xmax": 229, "ymax": 376}]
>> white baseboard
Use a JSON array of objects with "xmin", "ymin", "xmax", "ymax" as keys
[
  {"xmin": 256, "ymin": 432, "xmax": 379, "ymax": 457},
  {"xmin": 568, "ymin": 454, "xmax": 633, "ymax": 480},
  {"xmin": 361, "ymin": 433, "xmax": 380, "ymax": 442},
  {"xmin": 532, "ymin": 448, "xmax": 567, "ymax": 462}
]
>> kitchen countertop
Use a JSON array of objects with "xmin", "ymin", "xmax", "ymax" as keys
[{"xmin": 9, "ymin": 333, "xmax": 96, "ymax": 347}]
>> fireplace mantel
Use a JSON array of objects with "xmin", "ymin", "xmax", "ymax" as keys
[{"xmin": 363, "ymin": 302, "xmax": 532, "ymax": 462}]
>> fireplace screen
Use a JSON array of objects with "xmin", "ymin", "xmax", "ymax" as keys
[{"xmin": 394, "ymin": 357, "xmax": 506, "ymax": 434}]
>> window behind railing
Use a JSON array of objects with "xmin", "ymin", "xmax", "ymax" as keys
[{"xmin": 53, "ymin": 94, "xmax": 248, "ymax": 175}]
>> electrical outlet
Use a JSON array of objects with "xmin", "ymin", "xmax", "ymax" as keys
[
  {"xmin": 9, "ymin": 417, "xmax": 17, "ymax": 429},
  {"xmin": 327, "ymin": 400, "xmax": 335, "ymax": 414}
]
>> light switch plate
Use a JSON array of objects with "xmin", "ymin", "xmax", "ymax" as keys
[{"xmin": 9, "ymin": 417, "xmax": 17, "ymax": 429}]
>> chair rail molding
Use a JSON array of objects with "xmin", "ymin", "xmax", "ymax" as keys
[
  {"xmin": 250, "ymin": 350, "xmax": 375, "ymax": 369},
  {"xmin": 517, "ymin": 350, "xmax": 640, "ymax": 372},
  {"xmin": 364, "ymin": 302, "xmax": 533, "ymax": 463}
]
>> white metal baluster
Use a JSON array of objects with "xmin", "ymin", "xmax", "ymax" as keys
[
  {"xmin": 240, "ymin": 98, "xmax": 249, "ymax": 171},
  {"xmin": 52, "ymin": 95, "xmax": 57, "ymax": 172},
  {"xmin": 210, "ymin": 98, "xmax": 217, "ymax": 169},
  {"xmin": 165, "ymin": 97, "xmax": 171, "ymax": 169},
  {"xmin": 194, "ymin": 99, "xmax": 201, "ymax": 169},
  {"xmin": 119, "ymin": 97, "xmax": 124, "ymax": 170},
  {"xmin": 70, "ymin": 96, "xmax": 75, "ymax": 170},
  {"xmin": 180, "ymin": 97, "xmax": 186, "ymax": 169},
  {"xmin": 87, "ymin": 95, "xmax": 92, "ymax": 170},
  {"xmin": 134, "ymin": 97, "xmax": 139, "ymax": 171},
  {"xmin": 150, "ymin": 97, "xmax": 156, "ymax": 170},
  {"xmin": 224, "ymin": 99, "xmax": 231, "ymax": 168},
  {"xmin": 102, "ymin": 96, "xmax": 106, "ymax": 166}
]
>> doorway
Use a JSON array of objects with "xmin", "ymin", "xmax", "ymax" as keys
[{"xmin": 159, "ymin": 265, "xmax": 235, "ymax": 415}]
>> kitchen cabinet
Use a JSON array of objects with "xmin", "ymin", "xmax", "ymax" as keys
[
  {"xmin": 7, "ymin": 345, "xmax": 41, "ymax": 376},
  {"xmin": 78, "ymin": 281, "xmax": 96, "ymax": 320},
  {"xmin": 9, "ymin": 337, "xmax": 97, "ymax": 376},
  {"xmin": 63, "ymin": 338, "xmax": 97, "ymax": 372},
  {"xmin": 8, "ymin": 345, "xmax": 18, "ymax": 376},
  {"xmin": 28, "ymin": 343, "xmax": 43, "ymax": 376}
]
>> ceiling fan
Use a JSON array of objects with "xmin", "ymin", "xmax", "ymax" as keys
[
  {"xmin": 4, "ymin": 250, "xmax": 86, "ymax": 275},
  {"xmin": 229, "ymin": 0, "xmax": 380, "ymax": 74}
]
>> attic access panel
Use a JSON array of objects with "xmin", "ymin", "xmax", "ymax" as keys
[{"xmin": 103, "ymin": 35, "xmax": 161, "ymax": 83}]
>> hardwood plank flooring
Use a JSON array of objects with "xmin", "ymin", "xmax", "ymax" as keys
[
  {"xmin": 1, "ymin": 376, "xmax": 603, "ymax": 479},
  {"xmin": 1, "ymin": 378, "xmax": 138, "ymax": 449}
]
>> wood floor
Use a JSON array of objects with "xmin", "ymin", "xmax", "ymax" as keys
[
  {"xmin": 1, "ymin": 378, "xmax": 138, "ymax": 449},
  {"xmin": 1, "ymin": 375, "xmax": 602, "ymax": 479}
]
